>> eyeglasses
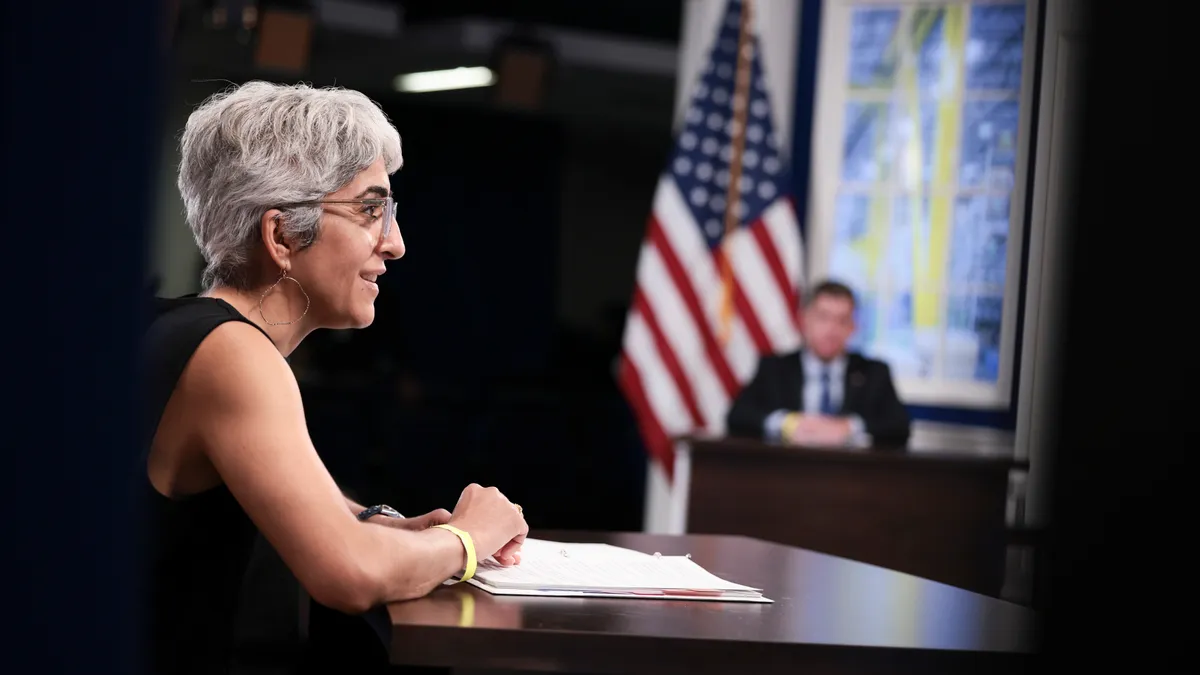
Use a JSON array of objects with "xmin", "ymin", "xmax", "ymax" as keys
[{"xmin": 279, "ymin": 196, "xmax": 396, "ymax": 245}]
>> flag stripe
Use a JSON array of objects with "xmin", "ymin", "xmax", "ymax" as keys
[
  {"xmin": 636, "ymin": 242, "xmax": 731, "ymax": 432},
  {"xmin": 621, "ymin": 310, "xmax": 696, "ymax": 481},
  {"xmin": 731, "ymin": 281, "xmax": 773, "ymax": 353},
  {"xmin": 631, "ymin": 286, "xmax": 705, "ymax": 429},
  {"xmin": 622, "ymin": 311, "xmax": 693, "ymax": 440},
  {"xmin": 652, "ymin": 180, "xmax": 759, "ymax": 381},
  {"xmin": 763, "ymin": 199, "xmax": 806, "ymax": 334},
  {"xmin": 619, "ymin": 0, "xmax": 805, "ymax": 480},
  {"xmin": 727, "ymin": 226, "xmax": 800, "ymax": 352},
  {"xmin": 763, "ymin": 199, "xmax": 804, "ymax": 289},
  {"xmin": 616, "ymin": 355, "xmax": 674, "ymax": 477},
  {"xmin": 647, "ymin": 215, "xmax": 741, "ymax": 396},
  {"xmin": 750, "ymin": 219, "xmax": 800, "ymax": 331}
]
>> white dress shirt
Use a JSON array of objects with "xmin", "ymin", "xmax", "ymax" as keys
[{"xmin": 763, "ymin": 352, "xmax": 867, "ymax": 443}]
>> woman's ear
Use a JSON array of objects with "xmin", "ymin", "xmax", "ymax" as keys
[{"xmin": 261, "ymin": 208, "xmax": 292, "ymax": 271}]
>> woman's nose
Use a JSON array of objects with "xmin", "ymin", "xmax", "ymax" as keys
[{"xmin": 380, "ymin": 219, "xmax": 405, "ymax": 259}]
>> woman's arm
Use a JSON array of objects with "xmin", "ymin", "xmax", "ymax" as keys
[{"xmin": 180, "ymin": 322, "xmax": 525, "ymax": 613}]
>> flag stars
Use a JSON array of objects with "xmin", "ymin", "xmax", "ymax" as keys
[
  {"xmin": 621, "ymin": 0, "xmax": 806, "ymax": 478},
  {"xmin": 667, "ymin": 1, "xmax": 788, "ymax": 246}
]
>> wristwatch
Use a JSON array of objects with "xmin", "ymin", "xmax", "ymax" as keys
[{"xmin": 356, "ymin": 504, "xmax": 403, "ymax": 521}]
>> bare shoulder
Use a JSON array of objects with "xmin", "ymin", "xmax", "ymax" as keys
[
  {"xmin": 166, "ymin": 320, "xmax": 383, "ymax": 610},
  {"xmin": 181, "ymin": 320, "xmax": 299, "ymax": 414},
  {"xmin": 171, "ymin": 319, "xmax": 309, "ymax": 465},
  {"xmin": 176, "ymin": 319, "xmax": 319, "ymax": 493}
]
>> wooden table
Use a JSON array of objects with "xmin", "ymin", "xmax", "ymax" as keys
[
  {"xmin": 676, "ymin": 425, "xmax": 1027, "ymax": 596},
  {"xmin": 386, "ymin": 531, "xmax": 1035, "ymax": 674}
]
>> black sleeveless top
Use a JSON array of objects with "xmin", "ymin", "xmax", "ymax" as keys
[{"xmin": 140, "ymin": 296, "xmax": 272, "ymax": 674}]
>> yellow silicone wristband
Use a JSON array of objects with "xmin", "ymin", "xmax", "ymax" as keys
[
  {"xmin": 433, "ymin": 524, "xmax": 477, "ymax": 583},
  {"xmin": 780, "ymin": 412, "xmax": 800, "ymax": 441}
]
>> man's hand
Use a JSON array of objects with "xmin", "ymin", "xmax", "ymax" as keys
[
  {"xmin": 789, "ymin": 415, "xmax": 852, "ymax": 446},
  {"xmin": 367, "ymin": 508, "xmax": 452, "ymax": 531}
]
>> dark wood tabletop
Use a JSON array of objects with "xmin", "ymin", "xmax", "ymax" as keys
[{"xmin": 386, "ymin": 531, "xmax": 1037, "ymax": 674}]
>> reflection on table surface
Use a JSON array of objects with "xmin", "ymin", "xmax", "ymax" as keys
[{"xmin": 388, "ymin": 531, "xmax": 1035, "ymax": 653}]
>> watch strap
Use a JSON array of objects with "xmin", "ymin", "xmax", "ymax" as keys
[{"xmin": 357, "ymin": 504, "xmax": 403, "ymax": 521}]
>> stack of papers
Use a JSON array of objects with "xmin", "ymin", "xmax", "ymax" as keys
[{"xmin": 455, "ymin": 538, "xmax": 772, "ymax": 603}]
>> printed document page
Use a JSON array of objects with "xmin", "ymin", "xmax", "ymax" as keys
[{"xmin": 462, "ymin": 538, "xmax": 767, "ymax": 601}]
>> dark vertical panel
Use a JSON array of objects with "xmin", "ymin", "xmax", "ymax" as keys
[
  {"xmin": 1, "ymin": 1, "xmax": 164, "ymax": 673},
  {"xmin": 381, "ymin": 103, "xmax": 563, "ymax": 388},
  {"xmin": 1041, "ymin": 1, "xmax": 1188, "ymax": 665},
  {"xmin": 789, "ymin": 0, "xmax": 824, "ymax": 245}
]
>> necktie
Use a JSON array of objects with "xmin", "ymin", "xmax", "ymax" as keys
[{"xmin": 819, "ymin": 366, "xmax": 835, "ymax": 415}]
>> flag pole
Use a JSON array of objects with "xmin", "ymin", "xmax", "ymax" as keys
[{"xmin": 716, "ymin": 0, "xmax": 755, "ymax": 346}]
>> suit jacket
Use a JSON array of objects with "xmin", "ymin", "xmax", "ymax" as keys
[{"xmin": 725, "ymin": 350, "xmax": 911, "ymax": 445}]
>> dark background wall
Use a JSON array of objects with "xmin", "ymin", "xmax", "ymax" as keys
[{"xmin": 287, "ymin": 95, "xmax": 666, "ymax": 534}]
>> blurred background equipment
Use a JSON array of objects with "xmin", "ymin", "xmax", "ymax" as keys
[
  {"xmin": 489, "ymin": 28, "xmax": 555, "ymax": 110},
  {"xmin": 254, "ymin": 7, "xmax": 313, "ymax": 73}
]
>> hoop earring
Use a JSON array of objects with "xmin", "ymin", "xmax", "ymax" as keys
[{"xmin": 258, "ymin": 269, "xmax": 310, "ymax": 326}]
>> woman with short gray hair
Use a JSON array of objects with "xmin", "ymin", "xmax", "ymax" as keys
[{"xmin": 142, "ymin": 81, "xmax": 527, "ymax": 674}]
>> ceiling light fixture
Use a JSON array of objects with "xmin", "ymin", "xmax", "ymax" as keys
[{"xmin": 393, "ymin": 66, "xmax": 495, "ymax": 93}]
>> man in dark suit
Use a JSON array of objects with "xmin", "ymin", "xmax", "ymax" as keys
[{"xmin": 726, "ymin": 280, "xmax": 911, "ymax": 446}]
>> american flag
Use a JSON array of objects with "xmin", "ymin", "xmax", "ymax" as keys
[{"xmin": 617, "ymin": 0, "xmax": 804, "ymax": 480}]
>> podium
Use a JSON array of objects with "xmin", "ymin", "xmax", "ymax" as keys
[{"xmin": 674, "ymin": 425, "xmax": 1025, "ymax": 596}]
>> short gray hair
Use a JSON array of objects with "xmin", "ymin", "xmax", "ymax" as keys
[{"xmin": 178, "ymin": 81, "xmax": 403, "ymax": 290}]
